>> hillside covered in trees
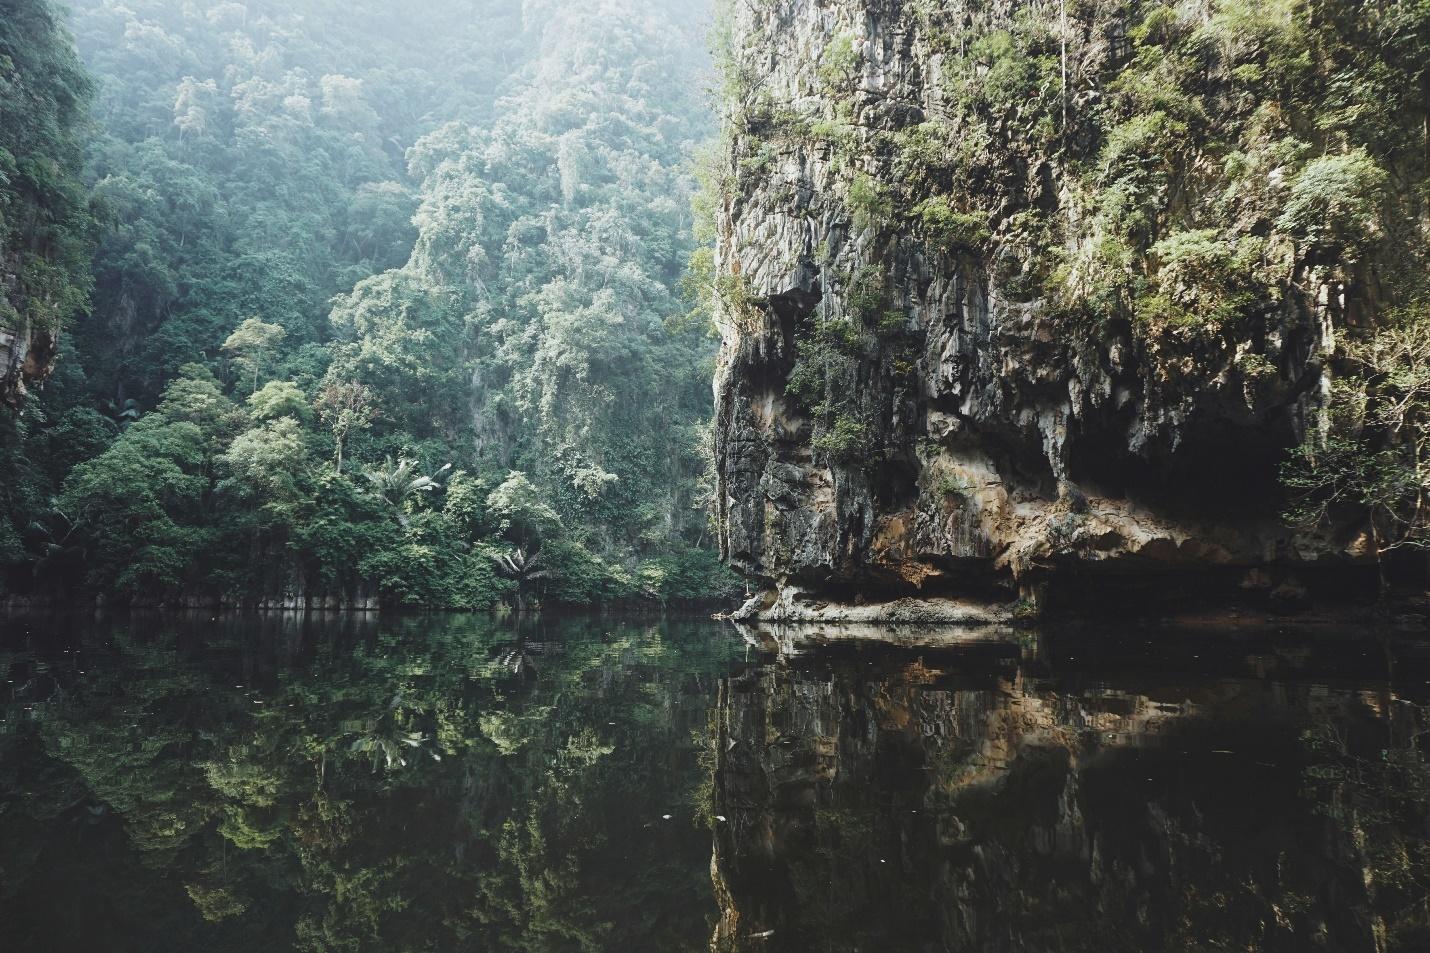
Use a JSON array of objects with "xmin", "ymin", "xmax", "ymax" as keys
[{"xmin": 0, "ymin": 0, "xmax": 737, "ymax": 609}]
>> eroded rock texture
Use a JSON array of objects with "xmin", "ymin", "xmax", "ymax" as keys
[
  {"xmin": 711, "ymin": 0, "xmax": 1387, "ymax": 616},
  {"xmin": 0, "ymin": 312, "xmax": 58, "ymax": 408},
  {"xmin": 709, "ymin": 639, "xmax": 1430, "ymax": 952}
]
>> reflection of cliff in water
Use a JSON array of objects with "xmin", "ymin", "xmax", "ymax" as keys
[{"xmin": 710, "ymin": 631, "xmax": 1430, "ymax": 953}]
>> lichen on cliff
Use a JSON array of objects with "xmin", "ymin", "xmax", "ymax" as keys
[{"xmin": 708, "ymin": 0, "xmax": 1430, "ymax": 615}]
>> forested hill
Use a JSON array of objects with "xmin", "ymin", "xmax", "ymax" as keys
[{"xmin": 0, "ymin": 0, "xmax": 738, "ymax": 609}]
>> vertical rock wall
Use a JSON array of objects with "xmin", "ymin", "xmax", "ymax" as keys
[{"xmin": 711, "ymin": 1, "xmax": 1395, "ymax": 617}]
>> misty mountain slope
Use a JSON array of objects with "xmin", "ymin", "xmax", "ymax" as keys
[{"xmin": 2, "ymin": 0, "xmax": 738, "ymax": 609}]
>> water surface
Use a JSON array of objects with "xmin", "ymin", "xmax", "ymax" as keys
[{"xmin": 2, "ymin": 614, "xmax": 1427, "ymax": 952}]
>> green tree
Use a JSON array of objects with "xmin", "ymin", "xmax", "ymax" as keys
[
  {"xmin": 1285, "ymin": 308, "xmax": 1430, "ymax": 584},
  {"xmin": 222, "ymin": 318, "xmax": 287, "ymax": 394},
  {"xmin": 219, "ymin": 417, "xmax": 308, "ymax": 502},
  {"xmin": 313, "ymin": 376, "xmax": 374, "ymax": 472},
  {"xmin": 363, "ymin": 457, "xmax": 450, "ymax": 528},
  {"xmin": 246, "ymin": 381, "xmax": 311, "ymax": 423}
]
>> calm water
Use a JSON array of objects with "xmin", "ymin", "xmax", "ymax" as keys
[{"xmin": 1, "ymin": 614, "xmax": 1428, "ymax": 952}]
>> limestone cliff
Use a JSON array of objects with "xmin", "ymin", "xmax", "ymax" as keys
[
  {"xmin": 711, "ymin": 0, "xmax": 1430, "ymax": 617},
  {"xmin": 0, "ymin": 304, "xmax": 59, "ymax": 408}
]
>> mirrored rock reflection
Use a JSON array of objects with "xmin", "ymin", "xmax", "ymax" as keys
[{"xmin": 711, "ymin": 626, "xmax": 1430, "ymax": 953}]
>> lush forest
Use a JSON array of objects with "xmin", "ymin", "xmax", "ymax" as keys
[{"xmin": 0, "ymin": 0, "xmax": 738, "ymax": 609}]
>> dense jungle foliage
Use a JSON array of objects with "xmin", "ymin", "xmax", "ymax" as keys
[
  {"xmin": 0, "ymin": 0, "xmax": 738, "ymax": 608},
  {"xmin": 0, "ymin": 0, "xmax": 92, "ymax": 401}
]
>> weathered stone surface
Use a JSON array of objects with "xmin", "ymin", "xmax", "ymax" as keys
[
  {"xmin": 712, "ymin": 0, "xmax": 1364, "ymax": 618},
  {"xmin": 0, "ymin": 315, "xmax": 57, "ymax": 408}
]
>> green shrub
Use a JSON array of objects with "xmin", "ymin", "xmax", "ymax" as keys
[
  {"xmin": 847, "ymin": 172, "xmax": 892, "ymax": 232},
  {"xmin": 539, "ymin": 538, "xmax": 636, "ymax": 606},
  {"xmin": 1094, "ymin": 111, "xmax": 1190, "ymax": 242},
  {"xmin": 818, "ymin": 33, "xmax": 860, "ymax": 89},
  {"xmin": 452, "ymin": 544, "xmax": 516, "ymax": 609},
  {"xmin": 635, "ymin": 548, "xmax": 743, "ymax": 603},
  {"xmin": 1134, "ymin": 228, "xmax": 1265, "ymax": 327},
  {"xmin": 1275, "ymin": 149, "xmax": 1388, "ymax": 261},
  {"xmin": 809, "ymin": 119, "xmax": 859, "ymax": 162},
  {"xmin": 878, "ymin": 309, "xmax": 908, "ymax": 335},
  {"xmin": 846, "ymin": 265, "xmax": 887, "ymax": 320},
  {"xmin": 935, "ymin": 472, "xmax": 970, "ymax": 498},
  {"xmin": 811, "ymin": 415, "xmax": 870, "ymax": 463},
  {"xmin": 914, "ymin": 196, "xmax": 991, "ymax": 251},
  {"xmin": 786, "ymin": 316, "xmax": 861, "ymax": 408}
]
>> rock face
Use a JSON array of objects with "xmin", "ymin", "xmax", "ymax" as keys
[
  {"xmin": 0, "ymin": 311, "xmax": 58, "ymax": 408},
  {"xmin": 709, "ymin": 638, "xmax": 1428, "ymax": 951},
  {"xmin": 711, "ymin": 0, "xmax": 1384, "ymax": 618}
]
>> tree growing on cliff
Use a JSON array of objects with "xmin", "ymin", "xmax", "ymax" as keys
[
  {"xmin": 0, "ymin": 0, "xmax": 94, "ymax": 364},
  {"xmin": 1284, "ymin": 308, "xmax": 1430, "ymax": 584}
]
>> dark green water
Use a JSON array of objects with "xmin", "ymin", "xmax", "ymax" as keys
[{"xmin": 1, "ymin": 614, "xmax": 1428, "ymax": 952}]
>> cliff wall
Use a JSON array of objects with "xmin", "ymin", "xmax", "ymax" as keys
[
  {"xmin": 0, "ymin": 299, "xmax": 59, "ymax": 408},
  {"xmin": 711, "ymin": 0, "xmax": 1429, "ymax": 617}
]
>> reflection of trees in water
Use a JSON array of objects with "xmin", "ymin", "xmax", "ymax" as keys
[
  {"xmin": 1302, "ymin": 706, "xmax": 1430, "ymax": 951},
  {"xmin": 0, "ymin": 614, "xmax": 737, "ymax": 952},
  {"xmin": 710, "ymin": 645, "xmax": 1430, "ymax": 953}
]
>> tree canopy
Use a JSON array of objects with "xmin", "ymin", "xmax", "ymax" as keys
[{"xmin": 0, "ymin": 0, "xmax": 737, "ymax": 608}]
